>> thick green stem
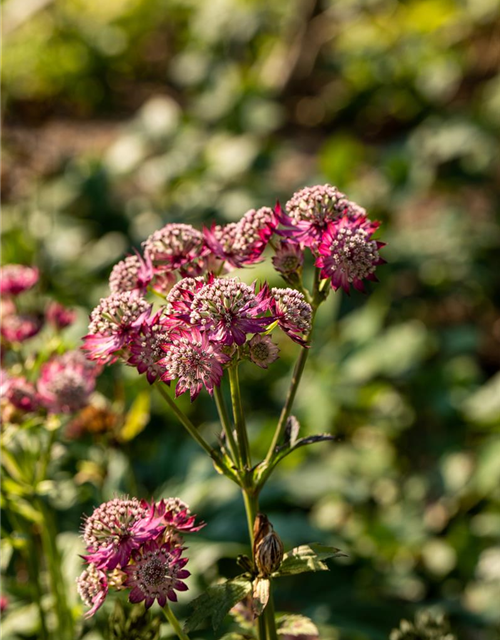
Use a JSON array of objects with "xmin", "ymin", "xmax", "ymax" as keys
[
  {"xmin": 155, "ymin": 384, "xmax": 239, "ymax": 484},
  {"xmin": 162, "ymin": 605, "xmax": 190, "ymax": 640},
  {"xmin": 228, "ymin": 365, "xmax": 251, "ymax": 470},
  {"xmin": 213, "ymin": 384, "xmax": 240, "ymax": 468}
]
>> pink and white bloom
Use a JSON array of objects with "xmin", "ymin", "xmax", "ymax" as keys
[
  {"xmin": 124, "ymin": 540, "xmax": 190, "ymax": 608},
  {"xmin": 143, "ymin": 223, "xmax": 206, "ymax": 276},
  {"xmin": 153, "ymin": 498, "xmax": 205, "ymax": 543},
  {"xmin": 189, "ymin": 278, "xmax": 272, "ymax": 346},
  {"xmin": 316, "ymin": 216, "xmax": 385, "ymax": 293},
  {"xmin": 0, "ymin": 265, "xmax": 39, "ymax": 296},
  {"xmin": 83, "ymin": 497, "xmax": 165, "ymax": 570},
  {"xmin": 203, "ymin": 207, "xmax": 277, "ymax": 268},
  {"xmin": 160, "ymin": 329, "xmax": 230, "ymax": 400},
  {"xmin": 2, "ymin": 375, "xmax": 40, "ymax": 412},
  {"xmin": 83, "ymin": 292, "xmax": 152, "ymax": 364},
  {"xmin": 76, "ymin": 563, "xmax": 108, "ymax": 619},
  {"xmin": 109, "ymin": 253, "xmax": 153, "ymax": 295},
  {"xmin": 128, "ymin": 313, "xmax": 170, "ymax": 384},
  {"xmin": 1, "ymin": 313, "xmax": 43, "ymax": 342},
  {"xmin": 46, "ymin": 301, "xmax": 77, "ymax": 330},
  {"xmin": 37, "ymin": 353, "xmax": 97, "ymax": 413},
  {"xmin": 271, "ymin": 288, "xmax": 312, "ymax": 346}
]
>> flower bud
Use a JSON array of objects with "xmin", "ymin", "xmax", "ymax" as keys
[{"xmin": 253, "ymin": 513, "xmax": 284, "ymax": 577}]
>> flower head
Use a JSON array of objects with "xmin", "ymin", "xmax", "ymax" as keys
[
  {"xmin": 189, "ymin": 278, "xmax": 271, "ymax": 346},
  {"xmin": 160, "ymin": 329, "xmax": 230, "ymax": 400},
  {"xmin": 282, "ymin": 185, "xmax": 364, "ymax": 249},
  {"xmin": 271, "ymin": 288, "xmax": 312, "ymax": 345},
  {"xmin": 109, "ymin": 254, "xmax": 153, "ymax": 295},
  {"xmin": 124, "ymin": 539, "xmax": 189, "ymax": 608},
  {"xmin": 143, "ymin": 224, "xmax": 205, "ymax": 275},
  {"xmin": 153, "ymin": 498, "xmax": 205, "ymax": 544},
  {"xmin": 248, "ymin": 334, "xmax": 280, "ymax": 369},
  {"xmin": 46, "ymin": 301, "xmax": 77, "ymax": 330},
  {"xmin": 0, "ymin": 265, "xmax": 39, "ymax": 296},
  {"xmin": 37, "ymin": 353, "xmax": 97, "ymax": 414},
  {"xmin": 1, "ymin": 313, "xmax": 43, "ymax": 342},
  {"xmin": 316, "ymin": 216, "xmax": 385, "ymax": 293},
  {"xmin": 128, "ymin": 313, "xmax": 170, "ymax": 384},
  {"xmin": 83, "ymin": 497, "xmax": 164, "ymax": 570},
  {"xmin": 203, "ymin": 207, "xmax": 277, "ymax": 268},
  {"xmin": 83, "ymin": 292, "xmax": 152, "ymax": 363},
  {"xmin": 77, "ymin": 563, "xmax": 108, "ymax": 618},
  {"xmin": 3, "ymin": 375, "xmax": 40, "ymax": 412},
  {"xmin": 272, "ymin": 242, "xmax": 304, "ymax": 277}
]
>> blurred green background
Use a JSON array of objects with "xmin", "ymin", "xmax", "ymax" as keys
[{"xmin": 2, "ymin": 0, "xmax": 500, "ymax": 638}]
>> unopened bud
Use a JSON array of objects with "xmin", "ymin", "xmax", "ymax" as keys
[{"xmin": 253, "ymin": 513, "xmax": 284, "ymax": 577}]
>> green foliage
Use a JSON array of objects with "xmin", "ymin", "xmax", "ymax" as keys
[
  {"xmin": 109, "ymin": 601, "xmax": 161, "ymax": 640},
  {"xmin": 277, "ymin": 544, "xmax": 346, "ymax": 577}
]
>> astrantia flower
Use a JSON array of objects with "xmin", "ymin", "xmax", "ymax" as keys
[
  {"xmin": 83, "ymin": 497, "xmax": 164, "ymax": 570},
  {"xmin": 316, "ymin": 216, "xmax": 385, "ymax": 293},
  {"xmin": 164, "ymin": 277, "xmax": 208, "ymax": 328},
  {"xmin": 46, "ymin": 301, "xmax": 77, "ymax": 330},
  {"xmin": 124, "ymin": 539, "xmax": 189, "ymax": 608},
  {"xmin": 3, "ymin": 376, "xmax": 40, "ymax": 412},
  {"xmin": 0, "ymin": 265, "xmax": 39, "ymax": 296},
  {"xmin": 37, "ymin": 354, "xmax": 96, "ymax": 414},
  {"xmin": 282, "ymin": 184, "xmax": 364, "ymax": 249},
  {"xmin": 128, "ymin": 313, "xmax": 170, "ymax": 384},
  {"xmin": 271, "ymin": 288, "xmax": 312, "ymax": 345},
  {"xmin": 272, "ymin": 241, "xmax": 304, "ymax": 277},
  {"xmin": 83, "ymin": 292, "xmax": 152, "ymax": 364},
  {"xmin": 1, "ymin": 313, "xmax": 43, "ymax": 342},
  {"xmin": 189, "ymin": 278, "xmax": 271, "ymax": 346},
  {"xmin": 203, "ymin": 207, "xmax": 277, "ymax": 268},
  {"xmin": 153, "ymin": 498, "xmax": 205, "ymax": 544},
  {"xmin": 248, "ymin": 334, "xmax": 280, "ymax": 369},
  {"xmin": 76, "ymin": 563, "xmax": 108, "ymax": 618},
  {"xmin": 109, "ymin": 254, "xmax": 153, "ymax": 295},
  {"xmin": 160, "ymin": 329, "xmax": 230, "ymax": 400},
  {"xmin": 143, "ymin": 224, "xmax": 205, "ymax": 275}
]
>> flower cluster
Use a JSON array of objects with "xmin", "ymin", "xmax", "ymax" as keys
[
  {"xmin": 82, "ymin": 183, "xmax": 383, "ymax": 398},
  {"xmin": 77, "ymin": 496, "xmax": 202, "ymax": 617},
  {"xmin": 277, "ymin": 184, "xmax": 385, "ymax": 292}
]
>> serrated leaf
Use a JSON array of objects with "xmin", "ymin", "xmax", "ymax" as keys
[
  {"xmin": 184, "ymin": 576, "xmax": 252, "ymax": 633},
  {"xmin": 284, "ymin": 416, "xmax": 300, "ymax": 448},
  {"xmin": 120, "ymin": 392, "xmax": 150, "ymax": 441},
  {"xmin": 251, "ymin": 578, "xmax": 270, "ymax": 618},
  {"xmin": 276, "ymin": 544, "xmax": 345, "ymax": 577}
]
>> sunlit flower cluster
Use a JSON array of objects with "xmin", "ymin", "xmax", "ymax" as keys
[
  {"xmin": 77, "ymin": 496, "xmax": 202, "ymax": 616},
  {"xmin": 82, "ymin": 183, "xmax": 384, "ymax": 398}
]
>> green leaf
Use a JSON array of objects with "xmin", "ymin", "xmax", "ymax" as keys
[
  {"xmin": 277, "ymin": 614, "xmax": 319, "ymax": 639},
  {"xmin": 120, "ymin": 392, "xmax": 150, "ymax": 441},
  {"xmin": 184, "ymin": 576, "xmax": 253, "ymax": 632},
  {"xmin": 276, "ymin": 544, "xmax": 346, "ymax": 577},
  {"xmin": 252, "ymin": 578, "xmax": 270, "ymax": 617}
]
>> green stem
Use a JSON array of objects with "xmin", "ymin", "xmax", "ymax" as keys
[
  {"xmin": 213, "ymin": 384, "xmax": 240, "ymax": 468},
  {"xmin": 155, "ymin": 384, "xmax": 239, "ymax": 484},
  {"xmin": 228, "ymin": 365, "xmax": 251, "ymax": 470},
  {"xmin": 265, "ymin": 590, "xmax": 278, "ymax": 640},
  {"xmin": 162, "ymin": 605, "xmax": 190, "ymax": 640}
]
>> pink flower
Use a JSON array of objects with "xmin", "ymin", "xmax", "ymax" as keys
[
  {"xmin": 109, "ymin": 253, "xmax": 153, "ymax": 295},
  {"xmin": 271, "ymin": 288, "xmax": 312, "ymax": 346},
  {"xmin": 203, "ymin": 207, "xmax": 277, "ymax": 268},
  {"xmin": 189, "ymin": 278, "xmax": 271, "ymax": 346},
  {"xmin": 0, "ymin": 265, "xmax": 39, "ymax": 296},
  {"xmin": 315, "ymin": 216, "xmax": 385, "ymax": 293},
  {"xmin": 272, "ymin": 241, "xmax": 304, "ymax": 277},
  {"xmin": 280, "ymin": 185, "xmax": 364, "ymax": 249},
  {"xmin": 160, "ymin": 329, "xmax": 230, "ymax": 401},
  {"xmin": 128, "ymin": 313, "xmax": 170, "ymax": 384},
  {"xmin": 1, "ymin": 313, "xmax": 43, "ymax": 342},
  {"xmin": 83, "ymin": 498, "xmax": 165, "ymax": 570},
  {"xmin": 83, "ymin": 292, "xmax": 152, "ymax": 364},
  {"xmin": 124, "ymin": 539, "xmax": 190, "ymax": 608},
  {"xmin": 153, "ymin": 498, "xmax": 205, "ymax": 542},
  {"xmin": 37, "ymin": 353, "xmax": 97, "ymax": 414},
  {"xmin": 76, "ymin": 563, "xmax": 108, "ymax": 618},
  {"xmin": 46, "ymin": 301, "xmax": 77, "ymax": 330},
  {"xmin": 248, "ymin": 334, "xmax": 280, "ymax": 369},
  {"xmin": 2, "ymin": 375, "xmax": 40, "ymax": 412},
  {"xmin": 0, "ymin": 595, "xmax": 8, "ymax": 614},
  {"xmin": 143, "ymin": 224, "xmax": 206, "ymax": 276},
  {"xmin": 164, "ymin": 276, "xmax": 208, "ymax": 328}
]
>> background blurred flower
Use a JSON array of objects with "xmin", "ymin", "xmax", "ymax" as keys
[{"xmin": 0, "ymin": 264, "xmax": 39, "ymax": 296}]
